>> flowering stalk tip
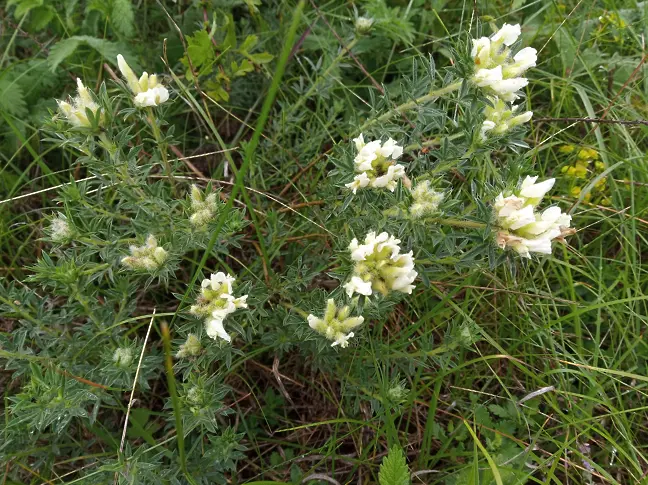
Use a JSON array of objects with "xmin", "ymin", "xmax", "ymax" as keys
[
  {"xmin": 471, "ymin": 23, "xmax": 537, "ymax": 102},
  {"xmin": 345, "ymin": 134, "xmax": 406, "ymax": 194},
  {"xmin": 344, "ymin": 231, "xmax": 417, "ymax": 297},
  {"xmin": 494, "ymin": 176, "xmax": 574, "ymax": 258},
  {"xmin": 190, "ymin": 272, "xmax": 248, "ymax": 342},
  {"xmin": 121, "ymin": 235, "xmax": 168, "ymax": 271},
  {"xmin": 117, "ymin": 54, "xmax": 169, "ymax": 107},
  {"xmin": 56, "ymin": 78, "xmax": 104, "ymax": 128},
  {"xmin": 308, "ymin": 299, "xmax": 364, "ymax": 348}
]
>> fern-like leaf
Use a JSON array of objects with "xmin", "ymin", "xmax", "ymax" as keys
[{"xmin": 110, "ymin": 0, "xmax": 135, "ymax": 38}]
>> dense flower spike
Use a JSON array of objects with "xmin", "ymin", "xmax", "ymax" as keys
[
  {"xmin": 344, "ymin": 231, "xmax": 417, "ymax": 297},
  {"xmin": 49, "ymin": 214, "xmax": 73, "ymax": 243},
  {"xmin": 189, "ymin": 185, "xmax": 219, "ymax": 227},
  {"xmin": 308, "ymin": 299, "xmax": 365, "ymax": 348},
  {"xmin": 113, "ymin": 348, "xmax": 134, "ymax": 367},
  {"xmin": 121, "ymin": 235, "xmax": 168, "ymax": 270},
  {"xmin": 409, "ymin": 181, "xmax": 444, "ymax": 218},
  {"xmin": 57, "ymin": 78, "xmax": 103, "ymax": 128},
  {"xmin": 355, "ymin": 16, "xmax": 374, "ymax": 35},
  {"xmin": 494, "ymin": 176, "xmax": 574, "ymax": 258},
  {"xmin": 176, "ymin": 334, "xmax": 202, "ymax": 358},
  {"xmin": 480, "ymin": 97, "xmax": 533, "ymax": 140},
  {"xmin": 190, "ymin": 272, "xmax": 248, "ymax": 342},
  {"xmin": 345, "ymin": 134, "xmax": 406, "ymax": 193},
  {"xmin": 117, "ymin": 54, "xmax": 169, "ymax": 107},
  {"xmin": 471, "ymin": 24, "xmax": 537, "ymax": 102}
]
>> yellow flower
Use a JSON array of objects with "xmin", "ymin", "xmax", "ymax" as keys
[{"xmin": 559, "ymin": 145, "xmax": 575, "ymax": 154}]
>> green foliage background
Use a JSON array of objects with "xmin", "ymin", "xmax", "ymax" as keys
[{"xmin": 1, "ymin": 1, "xmax": 648, "ymax": 484}]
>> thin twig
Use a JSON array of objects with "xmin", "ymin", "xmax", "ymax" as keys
[
  {"xmin": 534, "ymin": 117, "xmax": 648, "ymax": 126},
  {"xmin": 115, "ymin": 309, "xmax": 157, "ymax": 484}
]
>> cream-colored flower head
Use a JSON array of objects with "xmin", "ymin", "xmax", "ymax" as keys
[
  {"xmin": 113, "ymin": 347, "xmax": 134, "ymax": 367},
  {"xmin": 471, "ymin": 24, "xmax": 537, "ymax": 102},
  {"xmin": 410, "ymin": 181, "xmax": 444, "ymax": 219},
  {"xmin": 57, "ymin": 78, "xmax": 103, "ymax": 128},
  {"xmin": 307, "ymin": 299, "xmax": 365, "ymax": 348},
  {"xmin": 480, "ymin": 97, "xmax": 532, "ymax": 140},
  {"xmin": 176, "ymin": 334, "xmax": 202, "ymax": 358},
  {"xmin": 345, "ymin": 134, "xmax": 406, "ymax": 194},
  {"xmin": 190, "ymin": 272, "xmax": 248, "ymax": 342},
  {"xmin": 344, "ymin": 231, "xmax": 417, "ymax": 297},
  {"xmin": 117, "ymin": 54, "xmax": 169, "ymax": 107},
  {"xmin": 49, "ymin": 214, "xmax": 73, "ymax": 243},
  {"xmin": 189, "ymin": 185, "xmax": 219, "ymax": 227},
  {"xmin": 121, "ymin": 234, "xmax": 168, "ymax": 271},
  {"xmin": 494, "ymin": 176, "xmax": 574, "ymax": 258}
]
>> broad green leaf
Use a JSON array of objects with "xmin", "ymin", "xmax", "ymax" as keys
[
  {"xmin": 48, "ymin": 36, "xmax": 121, "ymax": 71},
  {"xmin": 249, "ymin": 52, "xmax": 273, "ymax": 65},
  {"xmin": 28, "ymin": 5, "xmax": 55, "ymax": 31}
]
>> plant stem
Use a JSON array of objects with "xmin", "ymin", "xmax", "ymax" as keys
[
  {"xmin": 287, "ymin": 37, "xmax": 359, "ymax": 117},
  {"xmin": 434, "ymin": 217, "xmax": 487, "ymax": 229},
  {"xmin": 147, "ymin": 108, "xmax": 176, "ymax": 195},
  {"xmin": 359, "ymin": 79, "xmax": 463, "ymax": 132}
]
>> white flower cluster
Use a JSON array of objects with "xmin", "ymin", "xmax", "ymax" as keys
[
  {"xmin": 189, "ymin": 185, "xmax": 219, "ymax": 227},
  {"xmin": 409, "ymin": 181, "xmax": 444, "ymax": 219},
  {"xmin": 57, "ymin": 79, "xmax": 103, "ymax": 128},
  {"xmin": 481, "ymin": 97, "xmax": 533, "ymax": 140},
  {"xmin": 190, "ymin": 272, "xmax": 248, "ymax": 342},
  {"xmin": 121, "ymin": 235, "xmax": 168, "ymax": 271},
  {"xmin": 344, "ymin": 231, "xmax": 417, "ymax": 297},
  {"xmin": 494, "ymin": 176, "xmax": 573, "ymax": 258},
  {"xmin": 117, "ymin": 54, "xmax": 169, "ymax": 107},
  {"xmin": 345, "ymin": 134, "xmax": 406, "ymax": 194},
  {"xmin": 471, "ymin": 23, "xmax": 537, "ymax": 102},
  {"xmin": 308, "ymin": 299, "xmax": 365, "ymax": 348},
  {"xmin": 49, "ymin": 214, "xmax": 73, "ymax": 243}
]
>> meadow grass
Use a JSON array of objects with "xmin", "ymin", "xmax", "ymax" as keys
[{"xmin": 1, "ymin": 1, "xmax": 648, "ymax": 484}]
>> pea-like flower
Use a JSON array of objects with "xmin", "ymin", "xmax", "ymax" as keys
[
  {"xmin": 308, "ymin": 299, "xmax": 365, "ymax": 348},
  {"xmin": 345, "ymin": 134, "xmax": 406, "ymax": 194},
  {"xmin": 480, "ymin": 97, "xmax": 533, "ymax": 140},
  {"xmin": 190, "ymin": 272, "xmax": 248, "ymax": 342},
  {"xmin": 344, "ymin": 231, "xmax": 417, "ymax": 297},
  {"xmin": 494, "ymin": 176, "xmax": 574, "ymax": 258},
  {"xmin": 409, "ymin": 181, "xmax": 444, "ymax": 218},
  {"xmin": 471, "ymin": 24, "xmax": 537, "ymax": 102},
  {"xmin": 57, "ymin": 78, "xmax": 103, "ymax": 128},
  {"xmin": 189, "ymin": 185, "xmax": 218, "ymax": 227},
  {"xmin": 121, "ymin": 235, "xmax": 168, "ymax": 271},
  {"xmin": 117, "ymin": 54, "xmax": 169, "ymax": 107}
]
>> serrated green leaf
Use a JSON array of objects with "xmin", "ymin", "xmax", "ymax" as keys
[
  {"xmin": 239, "ymin": 34, "xmax": 258, "ymax": 53},
  {"xmin": 0, "ymin": 78, "xmax": 28, "ymax": 118},
  {"xmin": 378, "ymin": 446, "xmax": 410, "ymax": 485},
  {"xmin": 110, "ymin": 0, "xmax": 135, "ymax": 38},
  {"xmin": 47, "ymin": 37, "xmax": 82, "ymax": 72}
]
